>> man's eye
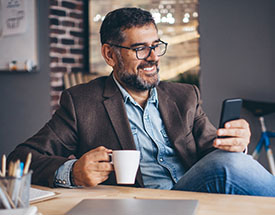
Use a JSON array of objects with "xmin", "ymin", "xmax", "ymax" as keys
[
  {"xmin": 154, "ymin": 43, "xmax": 161, "ymax": 47},
  {"xmin": 136, "ymin": 47, "xmax": 147, "ymax": 51}
]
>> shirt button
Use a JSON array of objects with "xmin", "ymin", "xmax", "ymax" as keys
[
  {"xmin": 159, "ymin": 158, "xmax": 163, "ymax": 162},
  {"xmin": 62, "ymin": 180, "xmax": 66, "ymax": 185},
  {"xmin": 58, "ymin": 179, "xmax": 62, "ymax": 184}
]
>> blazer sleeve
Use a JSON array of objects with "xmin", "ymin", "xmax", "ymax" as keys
[
  {"xmin": 8, "ymin": 90, "xmax": 79, "ymax": 187},
  {"xmin": 192, "ymin": 85, "xmax": 217, "ymax": 158}
]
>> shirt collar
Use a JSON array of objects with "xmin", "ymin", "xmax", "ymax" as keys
[{"xmin": 112, "ymin": 73, "xmax": 159, "ymax": 107}]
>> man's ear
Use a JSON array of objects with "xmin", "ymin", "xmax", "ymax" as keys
[{"xmin": 101, "ymin": 44, "xmax": 116, "ymax": 67}]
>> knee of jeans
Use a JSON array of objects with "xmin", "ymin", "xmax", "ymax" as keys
[{"xmin": 205, "ymin": 150, "xmax": 251, "ymax": 175}]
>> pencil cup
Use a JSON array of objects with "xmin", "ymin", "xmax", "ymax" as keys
[{"xmin": 0, "ymin": 171, "xmax": 32, "ymax": 209}]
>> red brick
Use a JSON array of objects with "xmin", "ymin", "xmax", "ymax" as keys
[
  {"xmin": 62, "ymin": 20, "xmax": 75, "ymax": 27},
  {"xmin": 49, "ymin": 0, "xmax": 85, "ymax": 111},
  {"xmin": 69, "ymin": 12, "xmax": 82, "ymax": 19},
  {"xmin": 50, "ymin": 28, "xmax": 66, "ymax": 35},
  {"xmin": 50, "ymin": 56, "xmax": 59, "ymax": 63},
  {"xmin": 50, "ymin": 0, "xmax": 58, "ymax": 6},
  {"xmin": 62, "ymin": 57, "xmax": 76, "ymax": 63},
  {"xmin": 51, "ymin": 67, "xmax": 67, "ymax": 73},
  {"xmin": 50, "ymin": 9, "xmax": 66, "ymax": 16},
  {"xmin": 61, "ymin": 38, "xmax": 75, "ymax": 45},
  {"xmin": 50, "ymin": 47, "xmax": 67, "ymax": 54},
  {"xmin": 62, "ymin": 1, "xmax": 76, "ymax": 9}
]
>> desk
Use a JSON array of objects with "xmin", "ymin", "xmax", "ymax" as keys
[{"xmin": 32, "ymin": 185, "xmax": 275, "ymax": 215}]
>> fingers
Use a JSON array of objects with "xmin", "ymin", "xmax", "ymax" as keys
[
  {"xmin": 72, "ymin": 146, "xmax": 114, "ymax": 187},
  {"xmin": 82, "ymin": 171, "xmax": 110, "ymax": 187},
  {"xmin": 217, "ymin": 128, "xmax": 247, "ymax": 138},
  {"xmin": 93, "ymin": 146, "xmax": 113, "ymax": 153},
  {"xmin": 213, "ymin": 137, "xmax": 249, "ymax": 152},
  {"xmin": 215, "ymin": 137, "xmax": 243, "ymax": 146},
  {"xmin": 224, "ymin": 119, "xmax": 250, "ymax": 129},
  {"xmin": 84, "ymin": 146, "xmax": 112, "ymax": 162},
  {"xmin": 213, "ymin": 144, "xmax": 245, "ymax": 152},
  {"xmin": 217, "ymin": 119, "xmax": 251, "ymax": 139},
  {"xmin": 213, "ymin": 137, "xmax": 247, "ymax": 152},
  {"xmin": 89, "ymin": 161, "xmax": 114, "ymax": 172},
  {"xmin": 73, "ymin": 161, "xmax": 113, "ymax": 187},
  {"xmin": 214, "ymin": 119, "xmax": 251, "ymax": 152}
]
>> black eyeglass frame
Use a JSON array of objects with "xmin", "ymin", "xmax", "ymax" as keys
[{"xmin": 106, "ymin": 40, "xmax": 168, "ymax": 60}]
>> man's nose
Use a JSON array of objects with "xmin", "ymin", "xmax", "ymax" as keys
[{"xmin": 145, "ymin": 48, "xmax": 159, "ymax": 61}]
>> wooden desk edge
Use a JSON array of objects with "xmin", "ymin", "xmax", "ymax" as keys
[{"xmin": 32, "ymin": 185, "xmax": 275, "ymax": 215}]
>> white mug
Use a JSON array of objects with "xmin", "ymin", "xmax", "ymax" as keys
[{"xmin": 111, "ymin": 150, "xmax": 140, "ymax": 184}]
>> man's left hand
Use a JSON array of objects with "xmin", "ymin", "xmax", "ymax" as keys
[{"xmin": 213, "ymin": 119, "xmax": 251, "ymax": 152}]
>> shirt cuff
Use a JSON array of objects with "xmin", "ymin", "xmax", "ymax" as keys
[{"xmin": 54, "ymin": 159, "xmax": 81, "ymax": 188}]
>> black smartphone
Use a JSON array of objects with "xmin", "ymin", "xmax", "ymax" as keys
[{"xmin": 219, "ymin": 98, "xmax": 243, "ymax": 128}]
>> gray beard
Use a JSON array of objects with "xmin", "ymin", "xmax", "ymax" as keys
[{"xmin": 115, "ymin": 52, "xmax": 160, "ymax": 91}]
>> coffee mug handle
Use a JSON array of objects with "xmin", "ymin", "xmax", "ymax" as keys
[{"xmin": 108, "ymin": 153, "xmax": 113, "ymax": 164}]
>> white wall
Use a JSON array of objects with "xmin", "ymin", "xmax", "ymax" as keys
[{"xmin": 199, "ymin": 0, "xmax": 275, "ymax": 169}]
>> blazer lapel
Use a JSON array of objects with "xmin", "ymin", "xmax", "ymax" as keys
[
  {"xmin": 103, "ymin": 76, "xmax": 136, "ymax": 150},
  {"xmin": 157, "ymin": 87, "xmax": 190, "ymax": 147},
  {"xmin": 103, "ymin": 76, "xmax": 144, "ymax": 187}
]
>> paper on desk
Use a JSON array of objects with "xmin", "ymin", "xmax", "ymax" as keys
[{"xmin": 30, "ymin": 187, "xmax": 59, "ymax": 203}]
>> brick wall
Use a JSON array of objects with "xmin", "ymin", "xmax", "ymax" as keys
[{"xmin": 49, "ymin": 0, "xmax": 85, "ymax": 112}]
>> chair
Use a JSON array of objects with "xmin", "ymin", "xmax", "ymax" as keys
[
  {"xmin": 243, "ymin": 99, "xmax": 275, "ymax": 175},
  {"xmin": 63, "ymin": 72, "xmax": 100, "ymax": 89}
]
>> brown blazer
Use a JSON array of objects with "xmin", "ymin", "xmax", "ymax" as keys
[{"xmin": 8, "ymin": 75, "xmax": 217, "ymax": 187}]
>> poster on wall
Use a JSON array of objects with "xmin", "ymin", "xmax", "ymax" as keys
[{"xmin": 0, "ymin": 0, "xmax": 27, "ymax": 37}]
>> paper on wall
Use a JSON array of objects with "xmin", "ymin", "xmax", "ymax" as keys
[{"xmin": 0, "ymin": 0, "xmax": 27, "ymax": 37}]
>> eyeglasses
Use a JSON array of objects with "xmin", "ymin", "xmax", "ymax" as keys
[{"xmin": 107, "ymin": 40, "xmax": 168, "ymax": 60}]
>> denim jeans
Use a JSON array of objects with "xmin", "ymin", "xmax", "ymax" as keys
[{"xmin": 172, "ymin": 149, "xmax": 275, "ymax": 196}]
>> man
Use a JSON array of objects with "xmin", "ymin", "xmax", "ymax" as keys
[{"xmin": 8, "ymin": 8, "xmax": 275, "ymax": 195}]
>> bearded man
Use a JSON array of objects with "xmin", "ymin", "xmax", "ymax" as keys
[{"xmin": 8, "ymin": 7, "xmax": 275, "ymax": 196}]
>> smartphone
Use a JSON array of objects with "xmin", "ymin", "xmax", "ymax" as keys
[{"xmin": 219, "ymin": 98, "xmax": 243, "ymax": 128}]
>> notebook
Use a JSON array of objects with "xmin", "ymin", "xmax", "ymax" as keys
[
  {"xmin": 65, "ymin": 199, "xmax": 199, "ymax": 215},
  {"xmin": 30, "ymin": 187, "xmax": 59, "ymax": 203}
]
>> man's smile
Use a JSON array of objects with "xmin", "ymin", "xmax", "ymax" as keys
[
  {"xmin": 143, "ymin": 66, "xmax": 154, "ymax": 71},
  {"xmin": 138, "ymin": 62, "xmax": 159, "ymax": 75}
]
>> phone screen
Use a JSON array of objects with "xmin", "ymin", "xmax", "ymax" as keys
[{"xmin": 219, "ymin": 98, "xmax": 243, "ymax": 128}]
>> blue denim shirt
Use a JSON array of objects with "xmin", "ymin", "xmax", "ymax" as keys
[
  {"xmin": 113, "ymin": 76, "xmax": 185, "ymax": 189},
  {"xmin": 54, "ymin": 76, "xmax": 185, "ymax": 189}
]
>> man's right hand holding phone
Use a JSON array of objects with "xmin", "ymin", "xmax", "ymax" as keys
[{"xmin": 213, "ymin": 119, "xmax": 251, "ymax": 152}]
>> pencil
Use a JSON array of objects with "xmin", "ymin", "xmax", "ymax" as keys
[
  {"xmin": 13, "ymin": 160, "xmax": 20, "ymax": 177},
  {"xmin": 0, "ymin": 183, "xmax": 15, "ymax": 208},
  {"xmin": 11, "ymin": 160, "xmax": 21, "ymax": 207},
  {"xmin": 0, "ymin": 186, "xmax": 11, "ymax": 209},
  {"xmin": 23, "ymin": 153, "xmax": 32, "ymax": 175},
  {"xmin": 8, "ymin": 161, "xmax": 14, "ymax": 177},
  {"xmin": 1, "ymin": 154, "xmax": 6, "ymax": 177}
]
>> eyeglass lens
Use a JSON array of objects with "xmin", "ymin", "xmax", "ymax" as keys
[{"xmin": 137, "ymin": 43, "xmax": 167, "ymax": 59}]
